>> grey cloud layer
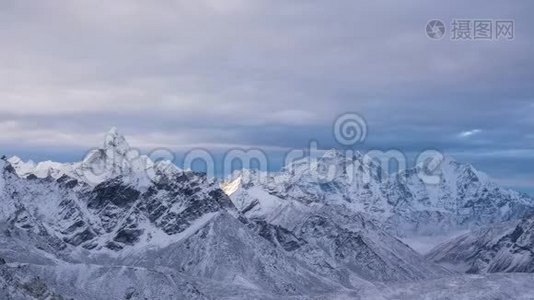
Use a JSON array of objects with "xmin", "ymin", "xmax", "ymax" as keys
[{"xmin": 0, "ymin": 0, "xmax": 533, "ymax": 191}]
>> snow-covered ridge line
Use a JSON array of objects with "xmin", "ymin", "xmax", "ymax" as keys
[
  {"xmin": 223, "ymin": 149, "xmax": 534, "ymax": 237},
  {"xmin": 6, "ymin": 128, "xmax": 181, "ymax": 187},
  {"xmin": 4, "ymin": 128, "xmax": 533, "ymax": 238},
  {"xmin": 0, "ymin": 128, "xmax": 235, "ymax": 254}
]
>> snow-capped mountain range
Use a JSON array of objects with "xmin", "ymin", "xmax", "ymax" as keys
[
  {"xmin": 223, "ymin": 150, "xmax": 534, "ymax": 238},
  {"xmin": 7, "ymin": 127, "xmax": 181, "ymax": 188},
  {"xmin": 1, "ymin": 128, "xmax": 533, "ymax": 299}
]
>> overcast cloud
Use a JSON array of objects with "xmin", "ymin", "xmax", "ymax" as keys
[{"xmin": 0, "ymin": 0, "xmax": 533, "ymax": 193}]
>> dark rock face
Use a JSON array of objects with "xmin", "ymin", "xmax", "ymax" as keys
[
  {"xmin": 2, "ymin": 159, "xmax": 16, "ymax": 175},
  {"xmin": 105, "ymin": 241, "xmax": 124, "ymax": 251},
  {"xmin": 114, "ymin": 228, "xmax": 144, "ymax": 245},
  {"xmin": 26, "ymin": 174, "xmax": 39, "ymax": 180},
  {"xmin": 510, "ymin": 226, "xmax": 524, "ymax": 243},
  {"xmin": 64, "ymin": 228, "xmax": 97, "ymax": 247},
  {"xmin": 208, "ymin": 189, "xmax": 235, "ymax": 209},
  {"xmin": 63, "ymin": 220, "xmax": 86, "ymax": 234},
  {"xmin": 88, "ymin": 179, "xmax": 140, "ymax": 209},
  {"xmin": 56, "ymin": 175, "xmax": 79, "ymax": 189},
  {"xmin": 136, "ymin": 172, "xmax": 236, "ymax": 236},
  {"xmin": 253, "ymin": 220, "xmax": 306, "ymax": 251}
]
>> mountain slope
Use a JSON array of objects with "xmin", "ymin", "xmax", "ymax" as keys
[
  {"xmin": 385, "ymin": 157, "xmax": 534, "ymax": 236},
  {"xmin": 224, "ymin": 169, "xmax": 451, "ymax": 283},
  {"xmin": 427, "ymin": 214, "xmax": 534, "ymax": 273},
  {"xmin": 0, "ymin": 129, "xmax": 370, "ymax": 297}
]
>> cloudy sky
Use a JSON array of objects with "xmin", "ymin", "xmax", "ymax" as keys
[{"xmin": 1, "ymin": 0, "xmax": 533, "ymax": 194}]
